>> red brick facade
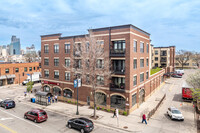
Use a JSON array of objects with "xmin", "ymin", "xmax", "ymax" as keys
[{"xmin": 41, "ymin": 25, "xmax": 166, "ymax": 114}]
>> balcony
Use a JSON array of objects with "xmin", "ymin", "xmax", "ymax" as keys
[
  {"xmin": 160, "ymin": 60, "xmax": 167, "ymax": 62},
  {"xmin": 112, "ymin": 66, "xmax": 125, "ymax": 75},
  {"xmin": 110, "ymin": 83, "xmax": 125, "ymax": 93},
  {"xmin": 110, "ymin": 49, "xmax": 125, "ymax": 57}
]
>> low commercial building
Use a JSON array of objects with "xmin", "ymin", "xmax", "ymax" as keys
[{"xmin": 0, "ymin": 62, "xmax": 41, "ymax": 86}]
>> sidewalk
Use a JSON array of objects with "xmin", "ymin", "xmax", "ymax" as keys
[{"xmin": 19, "ymin": 82, "xmax": 167, "ymax": 132}]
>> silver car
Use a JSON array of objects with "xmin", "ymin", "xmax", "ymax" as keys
[{"xmin": 167, "ymin": 107, "xmax": 184, "ymax": 121}]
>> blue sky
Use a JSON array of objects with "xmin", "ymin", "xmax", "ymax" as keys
[{"xmin": 0, "ymin": 0, "xmax": 200, "ymax": 51}]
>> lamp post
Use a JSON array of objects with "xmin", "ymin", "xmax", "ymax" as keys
[{"xmin": 74, "ymin": 78, "xmax": 81, "ymax": 115}]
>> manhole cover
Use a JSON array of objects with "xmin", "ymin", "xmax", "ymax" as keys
[{"xmin": 123, "ymin": 126, "xmax": 128, "ymax": 129}]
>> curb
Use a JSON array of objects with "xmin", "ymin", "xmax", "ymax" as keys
[{"xmin": 20, "ymin": 101, "xmax": 134, "ymax": 132}]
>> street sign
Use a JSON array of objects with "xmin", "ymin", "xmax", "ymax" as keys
[
  {"xmin": 74, "ymin": 80, "xmax": 78, "ymax": 88},
  {"xmin": 27, "ymin": 74, "xmax": 30, "ymax": 76},
  {"xmin": 78, "ymin": 79, "xmax": 81, "ymax": 87}
]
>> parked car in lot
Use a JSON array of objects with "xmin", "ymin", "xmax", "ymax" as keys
[
  {"xmin": 24, "ymin": 109, "xmax": 48, "ymax": 123},
  {"xmin": 175, "ymin": 69, "xmax": 184, "ymax": 75},
  {"xmin": 67, "ymin": 117, "xmax": 94, "ymax": 133},
  {"xmin": 171, "ymin": 73, "xmax": 182, "ymax": 78},
  {"xmin": 0, "ymin": 99, "xmax": 15, "ymax": 109},
  {"xmin": 167, "ymin": 107, "xmax": 184, "ymax": 121},
  {"xmin": 163, "ymin": 73, "xmax": 171, "ymax": 77}
]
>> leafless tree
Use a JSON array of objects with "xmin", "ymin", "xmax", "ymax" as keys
[
  {"xmin": 25, "ymin": 52, "xmax": 38, "ymax": 62},
  {"xmin": 186, "ymin": 70, "xmax": 200, "ymax": 110},
  {"xmin": 64, "ymin": 31, "xmax": 111, "ymax": 118},
  {"xmin": 192, "ymin": 52, "xmax": 200, "ymax": 68},
  {"xmin": 176, "ymin": 50, "xmax": 192, "ymax": 69}
]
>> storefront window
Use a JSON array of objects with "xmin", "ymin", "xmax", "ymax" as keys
[
  {"xmin": 52, "ymin": 87, "xmax": 61, "ymax": 96},
  {"xmin": 96, "ymin": 92, "xmax": 106, "ymax": 106},
  {"xmin": 111, "ymin": 95, "xmax": 125, "ymax": 110},
  {"xmin": 63, "ymin": 89, "xmax": 72, "ymax": 98},
  {"xmin": 44, "ymin": 86, "xmax": 50, "ymax": 92}
]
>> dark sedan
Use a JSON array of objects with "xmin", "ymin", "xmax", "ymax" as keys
[
  {"xmin": 67, "ymin": 117, "xmax": 94, "ymax": 133},
  {"xmin": 171, "ymin": 73, "xmax": 182, "ymax": 78},
  {"xmin": 0, "ymin": 99, "xmax": 15, "ymax": 109}
]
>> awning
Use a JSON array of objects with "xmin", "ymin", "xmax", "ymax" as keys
[
  {"xmin": 35, "ymin": 91, "xmax": 52, "ymax": 97},
  {"xmin": 0, "ymin": 75, "xmax": 7, "ymax": 80},
  {"xmin": 6, "ymin": 74, "xmax": 16, "ymax": 79}
]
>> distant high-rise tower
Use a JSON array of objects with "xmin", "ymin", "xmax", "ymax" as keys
[{"xmin": 10, "ymin": 36, "xmax": 21, "ymax": 55}]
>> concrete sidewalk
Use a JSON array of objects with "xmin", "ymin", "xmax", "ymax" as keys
[{"xmin": 19, "ymin": 81, "xmax": 167, "ymax": 132}]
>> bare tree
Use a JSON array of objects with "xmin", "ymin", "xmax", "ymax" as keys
[
  {"xmin": 64, "ymin": 31, "xmax": 111, "ymax": 118},
  {"xmin": 192, "ymin": 52, "xmax": 200, "ymax": 68},
  {"xmin": 176, "ymin": 50, "xmax": 192, "ymax": 69},
  {"xmin": 25, "ymin": 52, "xmax": 38, "ymax": 62},
  {"xmin": 186, "ymin": 70, "xmax": 200, "ymax": 110}
]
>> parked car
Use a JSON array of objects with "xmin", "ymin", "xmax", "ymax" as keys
[
  {"xmin": 171, "ymin": 73, "xmax": 182, "ymax": 78},
  {"xmin": 0, "ymin": 99, "xmax": 15, "ymax": 109},
  {"xmin": 24, "ymin": 109, "xmax": 48, "ymax": 123},
  {"xmin": 167, "ymin": 107, "xmax": 184, "ymax": 121},
  {"xmin": 163, "ymin": 73, "xmax": 171, "ymax": 77},
  {"xmin": 175, "ymin": 69, "xmax": 184, "ymax": 75},
  {"xmin": 67, "ymin": 117, "xmax": 94, "ymax": 133}
]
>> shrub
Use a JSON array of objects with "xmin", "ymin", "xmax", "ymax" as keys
[
  {"xmin": 123, "ymin": 111, "xmax": 127, "ymax": 116},
  {"xmin": 67, "ymin": 100, "xmax": 71, "ymax": 103},
  {"xmin": 102, "ymin": 107, "xmax": 104, "ymax": 110},
  {"xmin": 107, "ymin": 109, "xmax": 110, "ymax": 112},
  {"xmin": 75, "ymin": 101, "xmax": 77, "ymax": 104},
  {"xmin": 97, "ymin": 107, "xmax": 100, "ymax": 110},
  {"xmin": 118, "ymin": 110, "xmax": 120, "ymax": 114}
]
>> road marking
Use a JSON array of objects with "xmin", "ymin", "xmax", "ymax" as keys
[
  {"xmin": 0, "ymin": 123, "xmax": 17, "ymax": 133},
  {"xmin": 0, "ymin": 109, "xmax": 42, "ymax": 128},
  {"xmin": 0, "ymin": 117, "xmax": 13, "ymax": 121}
]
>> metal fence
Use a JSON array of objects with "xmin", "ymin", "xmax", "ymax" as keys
[{"xmin": 147, "ymin": 94, "xmax": 166, "ymax": 120}]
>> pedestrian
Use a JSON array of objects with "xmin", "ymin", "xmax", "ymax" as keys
[
  {"xmin": 52, "ymin": 96, "xmax": 54, "ymax": 103},
  {"xmin": 113, "ymin": 109, "xmax": 116, "ymax": 118},
  {"xmin": 48, "ymin": 96, "xmax": 51, "ymax": 104},
  {"xmin": 55, "ymin": 95, "xmax": 57, "ymax": 102},
  {"xmin": 142, "ymin": 114, "xmax": 147, "ymax": 124}
]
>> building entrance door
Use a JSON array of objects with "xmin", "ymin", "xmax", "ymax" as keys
[
  {"xmin": 139, "ymin": 89, "xmax": 145, "ymax": 105},
  {"xmin": 87, "ymin": 96, "xmax": 90, "ymax": 105}
]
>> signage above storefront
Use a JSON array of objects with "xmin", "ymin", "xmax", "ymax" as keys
[{"xmin": 43, "ymin": 81, "xmax": 59, "ymax": 86}]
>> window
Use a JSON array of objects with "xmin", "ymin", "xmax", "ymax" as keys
[
  {"xmin": 140, "ymin": 59, "xmax": 144, "ymax": 67},
  {"xmin": 155, "ymin": 50, "xmax": 158, "ymax": 55},
  {"xmin": 86, "ymin": 75, "xmax": 90, "ymax": 84},
  {"xmin": 96, "ymin": 59, "xmax": 104, "ymax": 68},
  {"xmin": 15, "ymin": 68, "xmax": 19, "ymax": 73},
  {"xmin": 5, "ymin": 68, "xmax": 9, "ymax": 73},
  {"xmin": 97, "ymin": 40, "xmax": 104, "ymax": 52},
  {"xmin": 29, "ymin": 67, "xmax": 32, "ymax": 71},
  {"xmin": 24, "ymin": 67, "xmax": 27, "ymax": 72},
  {"xmin": 133, "ymin": 59, "xmax": 137, "ymax": 69},
  {"xmin": 65, "ymin": 72, "xmax": 70, "ymax": 81},
  {"xmin": 65, "ymin": 59, "xmax": 70, "ymax": 67},
  {"xmin": 146, "ymin": 43, "xmax": 149, "ymax": 53},
  {"xmin": 74, "ymin": 59, "xmax": 82, "ymax": 69},
  {"xmin": 96, "ymin": 92, "xmax": 107, "ymax": 106},
  {"xmin": 146, "ymin": 72, "xmax": 149, "ymax": 79},
  {"xmin": 86, "ymin": 59, "xmax": 90, "ymax": 68},
  {"xmin": 63, "ymin": 89, "xmax": 72, "ymax": 98},
  {"xmin": 54, "ymin": 71, "xmax": 59, "ymax": 79},
  {"xmin": 44, "ymin": 59, "xmax": 49, "ymax": 65},
  {"xmin": 133, "ymin": 75, "xmax": 137, "ymax": 86},
  {"xmin": 132, "ymin": 93, "xmax": 137, "ymax": 107},
  {"xmin": 155, "ymin": 57, "xmax": 158, "ymax": 61},
  {"xmin": 134, "ymin": 40, "xmax": 137, "ymax": 52},
  {"xmin": 44, "ymin": 45, "xmax": 49, "ymax": 53},
  {"xmin": 146, "ymin": 59, "xmax": 149, "ymax": 66},
  {"xmin": 54, "ymin": 44, "xmax": 59, "ymax": 53},
  {"xmin": 34, "ymin": 67, "xmax": 35, "ymax": 70},
  {"xmin": 54, "ymin": 59, "xmax": 59, "ymax": 66},
  {"xmin": 44, "ymin": 70, "xmax": 49, "ymax": 78},
  {"xmin": 113, "ymin": 40, "xmax": 125, "ymax": 50},
  {"xmin": 140, "ymin": 73, "xmax": 144, "ymax": 82},
  {"xmin": 140, "ymin": 42, "xmax": 144, "ymax": 53},
  {"xmin": 37, "ymin": 67, "xmax": 39, "ymax": 70},
  {"xmin": 86, "ymin": 42, "xmax": 89, "ymax": 52},
  {"xmin": 97, "ymin": 75, "xmax": 104, "ymax": 85},
  {"xmin": 65, "ymin": 44, "xmax": 70, "ymax": 53}
]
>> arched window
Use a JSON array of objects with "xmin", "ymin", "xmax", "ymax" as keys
[
  {"xmin": 43, "ymin": 85, "xmax": 50, "ymax": 92},
  {"xmin": 111, "ymin": 95, "xmax": 125, "ymax": 110},
  {"xmin": 96, "ymin": 92, "xmax": 106, "ymax": 106},
  {"xmin": 52, "ymin": 87, "xmax": 61, "ymax": 96},
  {"xmin": 63, "ymin": 89, "xmax": 72, "ymax": 98}
]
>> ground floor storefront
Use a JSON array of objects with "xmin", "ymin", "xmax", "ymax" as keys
[
  {"xmin": 41, "ymin": 71, "xmax": 165, "ymax": 115},
  {"xmin": 0, "ymin": 75, "xmax": 15, "ymax": 86}
]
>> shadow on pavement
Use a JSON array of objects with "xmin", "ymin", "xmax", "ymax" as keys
[{"xmin": 172, "ymin": 93, "xmax": 182, "ymax": 102}]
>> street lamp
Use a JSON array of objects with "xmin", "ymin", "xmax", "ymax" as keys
[{"xmin": 74, "ymin": 78, "xmax": 81, "ymax": 115}]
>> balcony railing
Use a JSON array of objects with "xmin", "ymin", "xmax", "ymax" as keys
[
  {"xmin": 160, "ymin": 60, "xmax": 167, "ymax": 62},
  {"xmin": 110, "ymin": 83, "xmax": 125, "ymax": 93},
  {"xmin": 110, "ymin": 49, "xmax": 125, "ymax": 57},
  {"xmin": 160, "ymin": 53, "xmax": 167, "ymax": 56},
  {"xmin": 112, "ymin": 66, "xmax": 125, "ymax": 75}
]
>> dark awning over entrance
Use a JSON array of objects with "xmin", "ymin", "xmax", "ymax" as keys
[{"xmin": 35, "ymin": 91, "xmax": 51, "ymax": 97}]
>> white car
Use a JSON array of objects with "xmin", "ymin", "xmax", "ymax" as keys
[{"xmin": 167, "ymin": 107, "xmax": 184, "ymax": 121}]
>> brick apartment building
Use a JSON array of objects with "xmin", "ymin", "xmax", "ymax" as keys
[
  {"xmin": 0, "ymin": 62, "xmax": 41, "ymax": 86},
  {"xmin": 40, "ymin": 24, "xmax": 167, "ymax": 114},
  {"xmin": 151, "ymin": 46, "xmax": 175, "ymax": 72}
]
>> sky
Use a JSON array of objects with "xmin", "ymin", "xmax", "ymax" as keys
[{"xmin": 0, "ymin": 0, "xmax": 200, "ymax": 52}]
